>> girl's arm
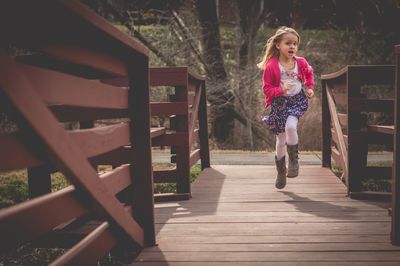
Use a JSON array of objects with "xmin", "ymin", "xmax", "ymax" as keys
[
  {"xmin": 303, "ymin": 60, "xmax": 315, "ymax": 98},
  {"xmin": 263, "ymin": 67, "xmax": 284, "ymax": 97},
  {"xmin": 303, "ymin": 61, "xmax": 314, "ymax": 90}
]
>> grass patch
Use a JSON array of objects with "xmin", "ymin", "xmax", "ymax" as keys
[
  {"xmin": 331, "ymin": 161, "xmax": 392, "ymax": 192},
  {"xmin": 1, "ymin": 164, "xmax": 203, "ymax": 207},
  {"xmin": 0, "ymin": 170, "xmax": 70, "ymax": 208},
  {"xmin": 0, "ymin": 246, "xmax": 65, "ymax": 266},
  {"xmin": 153, "ymin": 164, "xmax": 202, "ymax": 194},
  {"xmin": 0, "ymin": 164, "xmax": 202, "ymax": 264}
]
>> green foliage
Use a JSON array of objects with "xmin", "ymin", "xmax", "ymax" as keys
[
  {"xmin": 0, "ymin": 170, "xmax": 29, "ymax": 208},
  {"xmin": 362, "ymin": 178, "xmax": 392, "ymax": 192},
  {"xmin": 0, "ymin": 246, "xmax": 65, "ymax": 266},
  {"xmin": 0, "ymin": 170, "xmax": 70, "ymax": 208},
  {"xmin": 154, "ymin": 164, "xmax": 202, "ymax": 194},
  {"xmin": 331, "ymin": 160, "xmax": 392, "ymax": 192},
  {"xmin": 50, "ymin": 172, "xmax": 70, "ymax": 192}
]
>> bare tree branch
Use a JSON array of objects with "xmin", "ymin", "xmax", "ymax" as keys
[
  {"xmin": 130, "ymin": 27, "xmax": 176, "ymax": 66},
  {"xmin": 169, "ymin": 9, "xmax": 209, "ymax": 71},
  {"xmin": 100, "ymin": 1, "xmax": 176, "ymax": 66}
]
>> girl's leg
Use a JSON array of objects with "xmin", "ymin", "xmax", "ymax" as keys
[
  {"xmin": 285, "ymin": 115, "xmax": 298, "ymax": 145},
  {"xmin": 274, "ymin": 132, "xmax": 287, "ymax": 189},
  {"xmin": 285, "ymin": 115, "xmax": 299, "ymax": 177},
  {"xmin": 275, "ymin": 132, "xmax": 286, "ymax": 160}
]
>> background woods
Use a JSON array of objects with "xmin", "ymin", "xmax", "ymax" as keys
[{"xmin": 58, "ymin": 0, "xmax": 400, "ymax": 149}]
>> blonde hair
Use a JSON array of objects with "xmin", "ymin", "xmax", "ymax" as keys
[{"xmin": 257, "ymin": 26, "xmax": 300, "ymax": 69}]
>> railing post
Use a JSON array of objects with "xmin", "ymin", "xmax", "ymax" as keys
[
  {"xmin": 321, "ymin": 80, "xmax": 331, "ymax": 168},
  {"xmin": 173, "ymin": 85, "xmax": 191, "ymax": 195},
  {"xmin": 27, "ymin": 165, "xmax": 51, "ymax": 198},
  {"xmin": 347, "ymin": 70, "xmax": 366, "ymax": 194},
  {"xmin": 392, "ymin": 45, "xmax": 400, "ymax": 245},
  {"xmin": 129, "ymin": 55, "xmax": 155, "ymax": 247},
  {"xmin": 199, "ymin": 80, "xmax": 210, "ymax": 169}
]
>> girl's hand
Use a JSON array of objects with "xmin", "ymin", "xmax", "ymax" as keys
[
  {"xmin": 282, "ymin": 82, "xmax": 291, "ymax": 93},
  {"xmin": 306, "ymin": 88, "xmax": 314, "ymax": 98}
]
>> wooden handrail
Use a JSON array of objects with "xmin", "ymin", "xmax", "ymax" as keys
[
  {"xmin": 392, "ymin": 44, "xmax": 400, "ymax": 245},
  {"xmin": 0, "ymin": 0, "xmax": 156, "ymax": 263},
  {"xmin": 321, "ymin": 46, "xmax": 400, "ymax": 246},
  {"xmin": 149, "ymin": 67, "xmax": 210, "ymax": 201}
]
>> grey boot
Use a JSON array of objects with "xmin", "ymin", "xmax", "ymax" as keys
[
  {"xmin": 275, "ymin": 156, "xmax": 287, "ymax": 189},
  {"xmin": 287, "ymin": 144, "xmax": 299, "ymax": 177}
]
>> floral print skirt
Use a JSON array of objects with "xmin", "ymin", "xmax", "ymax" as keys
[{"xmin": 262, "ymin": 90, "xmax": 308, "ymax": 135}]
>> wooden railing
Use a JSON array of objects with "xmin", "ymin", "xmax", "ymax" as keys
[
  {"xmin": 321, "ymin": 65, "xmax": 395, "ymax": 197},
  {"xmin": 0, "ymin": 0, "xmax": 155, "ymax": 264},
  {"xmin": 150, "ymin": 67, "xmax": 210, "ymax": 201},
  {"xmin": 393, "ymin": 44, "xmax": 400, "ymax": 245},
  {"xmin": 103, "ymin": 67, "xmax": 211, "ymax": 202},
  {"xmin": 321, "ymin": 44, "xmax": 400, "ymax": 245}
]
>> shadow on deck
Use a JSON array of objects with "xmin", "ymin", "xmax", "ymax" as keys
[{"xmin": 134, "ymin": 165, "xmax": 400, "ymax": 265}]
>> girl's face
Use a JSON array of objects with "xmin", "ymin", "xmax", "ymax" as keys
[{"xmin": 276, "ymin": 33, "xmax": 299, "ymax": 60}]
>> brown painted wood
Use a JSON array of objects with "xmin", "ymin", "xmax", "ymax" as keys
[
  {"xmin": 361, "ymin": 166, "xmax": 392, "ymax": 180},
  {"xmin": 188, "ymin": 86, "xmax": 201, "ymax": 146},
  {"xmin": 173, "ymin": 84, "xmax": 191, "ymax": 195},
  {"xmin": 0, "ymin": 164, "xmax": 133, "ymax": 251},
  {"xmin": 154, "ymin": 193, "xmax": 191, "ymax": 202},
  {"xmin": 0, "ymin": 0, "xmax": 164, "ymax": 263},
  {"xmin": 368, "ymin": 125, "xmax": 395, "ymax": 135},
  {"xmin": 331, "ymin": 147, "xmax": 344, "ymax": 169},
  {"xmin": 89, "ymin": 146, "xmax": 131, "ymax": 166},
  {"xmin": 135, "ymin": 165, "xmax": 400, "ymax": 264},
  {"xmin": 0, "ymin": 129, "xmax": 133, "ymax": 171},
  {"xmin": 192, "ymin": 129, "xmax": 200, "ymax": 143},
  {"xmin": 16, "ymin": 54, "xmax": 117, "ymax": 79},
  {"xmin": 0, "ymin": 49, "xmax": 144, "ymax": 246},
  {"xmin": 0, "ymin": 133, "xmax": 43, "ymax": 170},
  {"xmin": 149, "ymin": 67, "xmax": 189, "ymax": 86},
  {"xmin": 0, "ymin": 186, "xmax": 87, "ymax": 250},
  {"xmin": 150, "ymin": 127, "xmax": 167, "ymax": 139},
  {"xmin": 128, "ymin": 57, "xmax": 155, "ymax": 247},
  {"xmin": 350, "ymin": 191, "xmax": 391, "ymax": 201},
  {"xmin": 337, "ymin": 113, "xmax": 348, "ymax": 126},
  {"xmin": 321, "ymin": 80, "xmax": 332, "ymax": 168},
  {"xmin": 152, "ymin": 132, "xmax": 189, "ymax": 146},
  {"xmin": 28, "ymin": 165, "xmax": 52, "ymax": 198},
  {"xmin": 153, "ymin": 169, "xmax": 177, "ymax": 183},
  {"xmin": 333, "ymin": 91, "xmax": 348, "ymax": 105},
  {"xmin": 0, "ymin": 0, "xmax": 148, "ymax": 60},
  {"xmin": 189, "ymin": 149, "xmax": 201, "ymax": 168},
  {"xmin": 30, "ymin": 44, "xmax": 128, "ymax": 77},
  {"xmin": 346, "ymin": 65, "xmax": 395, "ymax": 86},
  {"xmin": 198, "ymin": 81, "xmax": 210, "ymax": 169},
  {"xmin": 392, "ymin": 44, "xmax": 400, "ymax": 245},
  {"xmin": 70, "ymin": 123, "xmax": 130, "ymax": 157},
  {"xmin": 17, "ymin": 63, "xmax": 128, "ymax": 109},
  {"xmin": 149, "ymin": 67, "xmax": 209, "ymax": 201},
  {"xmin": 349, "ymin": 98, "xmax": 394, "ymax": 112},
  {"xmin": 326, "ymin": 87, "xmax": 348, "ymax": 186},
  {"xmin": 50, "ymin": 222, "xmax": 117, "ymax": 266},
  {"xmin": 151, "ymin": 102, "xmax": 188, "ymax": 116},
  {"xmin": 50, "ymin": 105, "xmax": 128, "ymax": 122}
]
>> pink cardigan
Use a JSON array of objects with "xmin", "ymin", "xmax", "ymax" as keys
[{"xmin": 262, "ymin": 56, "xmax": 314, "ymax": 107}]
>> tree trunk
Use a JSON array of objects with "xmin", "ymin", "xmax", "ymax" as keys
[
  {"xmin": 194, "ymin": 0, "xmax": 238, "ymax": 146},
  {"xmin": 234, "ymin": 0, "xmax": 270, "ymax": 149}
]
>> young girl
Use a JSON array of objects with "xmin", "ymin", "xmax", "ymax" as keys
[{"xmin": 258, "ymin": 26, "xmax": 314, "ymax": 189}]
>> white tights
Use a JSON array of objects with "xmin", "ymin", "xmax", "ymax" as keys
[{"xmin": 276, "ymin": 115, "xmax": 298, "ymax": 160}]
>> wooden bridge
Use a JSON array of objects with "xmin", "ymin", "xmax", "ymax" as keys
[
  {"xmin": 135, "ymin": 165, "xmax": 400, "ymax": 265},
  {"xmin": 0, "ymin": 0, "xmax": 400, "ymax": 265}
]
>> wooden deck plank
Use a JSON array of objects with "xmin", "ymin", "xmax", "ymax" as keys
[
  {"xmin": 134, "ymin": 165, "xmax": 399, "ymax": 265},
  {"xmin": 145, "ymin": 242, "xmax": 400, "ymax": 252},
  {"xmin": 133, "ymin": 263, "xmax": 400, "ymax": 266}
]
